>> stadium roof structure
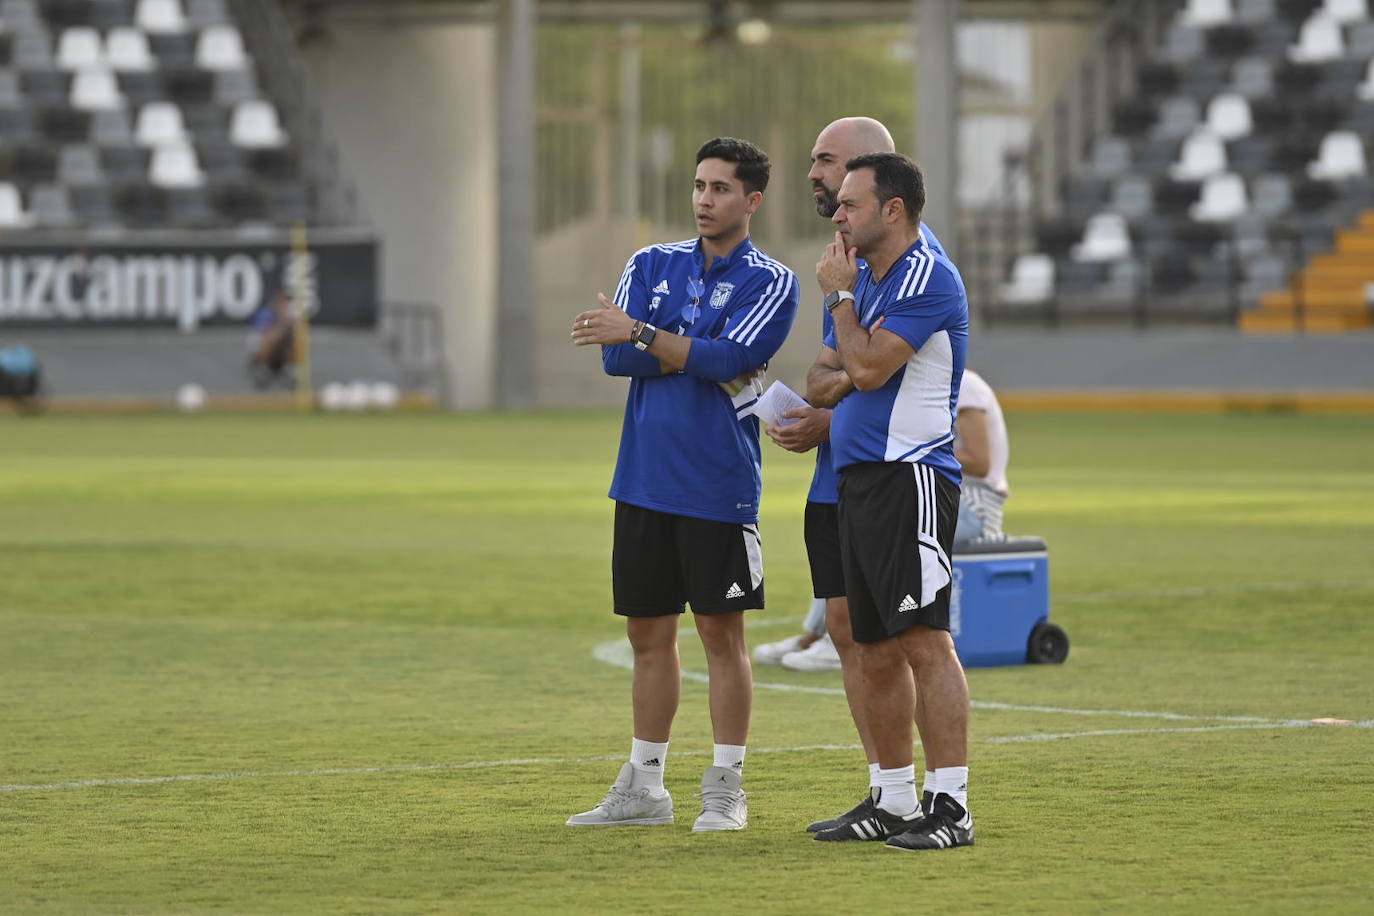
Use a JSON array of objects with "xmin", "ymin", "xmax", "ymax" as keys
[{"xmin": 277, "ymin": 0, "xmax": 1109, "ymax": 27}]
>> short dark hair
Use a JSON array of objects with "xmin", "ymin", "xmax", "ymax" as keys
[
  {"xmin": 845, "ymin": 152, "xmax": 925, "ymax": 226},
  {"xmin": 696, "ymin": 137, "xmax": 771, "ymax": 195}
]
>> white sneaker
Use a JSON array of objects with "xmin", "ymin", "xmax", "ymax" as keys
[
  {"xmin": 781, "ymin": 633, "xmax": 842, "ymax": 671},
  {"xmin": 566, "ymin": 762, "xmax": 674, "ymax": 826},
  {"xmin": 752, "ymin": 634, "xmax": 809, "ymax": 665},
  {"xmin": 693, "ymin": 766, "xmax": 748, "ymax": 832}
]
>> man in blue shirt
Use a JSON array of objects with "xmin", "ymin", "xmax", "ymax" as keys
[
  {"xmin": 759, "ymin": 118, "xmax": 951, "ymax": 837},
  {"xmin": 566, "ymin": 137, "xmax": 799, "ymax": 833},
  {"xmin": 810, "ymin": 152, "xmax": 974, "ymax": 851}
]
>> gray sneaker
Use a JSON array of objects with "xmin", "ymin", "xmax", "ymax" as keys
[
  {"xmin": 565, "ymin": 762, "xmax": 674, "ymax": 826},
  {"xmin": 692, "ymin": 766, "xmax": 748, "ymax": 832}
]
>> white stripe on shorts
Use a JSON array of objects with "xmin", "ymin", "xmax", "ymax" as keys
[{"xmin": 911, "ymin": 464, "xmax": 952, "ymax": 608}]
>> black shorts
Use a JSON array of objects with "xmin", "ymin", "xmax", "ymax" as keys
[
  {"xmin": 612, "ymin": 501, "xmax": 765, "ymax": 617},
  {"xmin": 837, "ymin": 462, "xmax": 959, "ymax": 643},
  {"xmin": 803, "ymin": 501, "xmax": 846, "ymax": 599}
]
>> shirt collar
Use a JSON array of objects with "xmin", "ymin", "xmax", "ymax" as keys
[{"xmin": 693, "ymin": 236, "xmax": 755, "ymax": 274}]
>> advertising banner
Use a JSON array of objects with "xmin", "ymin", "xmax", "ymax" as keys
[{"xmin": 0, "ymin": 238, "xmax": 378, "ymax": 329}]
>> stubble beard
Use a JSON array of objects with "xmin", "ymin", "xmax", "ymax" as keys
[{"xmin": 814, "ymin": 183, "xmax": 839, "ymax": 219}]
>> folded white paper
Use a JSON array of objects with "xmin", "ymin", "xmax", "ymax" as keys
[{"xmin": 752, "ymin": 380, "xmax": 809, "ymax": 427}]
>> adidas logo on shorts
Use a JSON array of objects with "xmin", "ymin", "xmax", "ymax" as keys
[
  {"xmin": 896, "ymin": 594, "xmax": 919, "ymax": 614},
  {"xmin": 725, "ymin": 582, "xmax": 745, "ymax": 599}
]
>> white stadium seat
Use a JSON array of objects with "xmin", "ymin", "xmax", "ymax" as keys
[
  {"xmin": 1170, "ymin": 129, "xmax": 1228, "ymax": 181},
  {"xmin": 149, "ymin": 142, "xmax": 205, "ymax": 188},
  {"xmin": 1181, "ymin": 0, "xmax": 1235, "ymax": 28},
  {"xmin": 1288, "ymin": 13, "xmax": 1344, "ymax": 62},
  {"xmin": 70, "ymin": 68, "xmax": 125, "ymax": 111},
  {"xmin": 230, "ymin": 99, "xmax": 287, "ymax": 148},
  {"xmin": 1206, "ymin": 93, "xmax": 1253, "ymax": 141},
  {"xmin": 1072, "ymin": 212, "xmax": 1132, "ymax": 262},
  {"xmin": 0, "ymin": 182, "xmax": 35, "ymax": 229},
  {"xmin": 106, "ymin": 27, "xmax": 156, "ymax": 72},
  {"xmin": 1191, "ymin": 172, "xmax": 1249, "ymax": 222},
  {"xmin": 1322, "ymin": 0, "xmax": 1369, "ymax": 25},
  {"xmin": 1307, "ymin": 130, "xmax": 1368, "ymax": 180},
  {"xmin": 56, "ymin": 26, "xmax": 104, "ymax": 70},
  {"xmin": 1000, "ymin": 253, "xmax": 1055, "ymax": 305},
  {"xmin": 136, "ymin": 0, "xmax": 188, "ymax": 34},
  {"xmin": 195, "ymin": 24, "xmax": 247, "ymax": 70},
  {"xmin": 135, "ymin": 101, "xmax": 188, "ymax": 146}
]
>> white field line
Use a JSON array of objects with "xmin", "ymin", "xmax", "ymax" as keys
[
  {"xmin": 8, "ymin": 722, "xmax": 1372, "ymax": 794},
  {"xmin": 593, "ymin": 639, "xmax": 1353, "ymax": 726}
]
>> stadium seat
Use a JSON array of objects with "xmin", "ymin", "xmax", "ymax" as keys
[
  {"xmin": 1207, "ymin": 24, "xmax": 1255, "ymax": 56},
  {"xmin": 229, "ymin": 98, "xmax": 285, "ymax": 148},
  {"xmin": 166, "ymin": 186, "xmax": 213, "ymax": 225},
  {"xmin": 22, "ymin": 69, "xmax": 70, "ymax": 106},
  {"xmin": 1240, "ymin": 253, "xmax": 1289, "ymax": 301},
  {"xmin": 187, "ymin": 0, "xmax": 229, "ymax": 27},
  {"xmin": 1191, "ymin": 171, "xmax": 1249, "ymax": 221},
  {"xmin": 106, "ymin": 26, "xmax": 155, "ymax": 71},
  {"xmin": 135, "ymin": 0, "xmax": 186, "ymax": 33},
  {"xmin": 1321, "ymin": 0, "xmax": 1369, "ymax": 24},
  {"xmin": 194, "ymin": 24, "xmax": 245, "ymax": 70},
  {"xmin": 148, "ymin": 140, "xmax": 203, "ymax": 188},
  {"xmin": 114, "ymin": 181, "xmax": 167, "ymax": 225},
  {"xmin": 1307, "ymin": 129, "xmax": 1368, "ymax": 179},
  {"xmin": 1102, "ymin": 257, "xmax": 1143, "ymax": 301},
  {"xmin": 1231, "ymin": 56, "xmax": 1274, "ymax": 97},
  {"xmin": 1153, "ymin": 96, "xmax": 1201, "ymax": 140},
  {"xmin": 0, "ymin": 181, "xmax": 35, "ymax": 228},
  {"xmin": 39, "ymin": 103, "xmax": 89, "ymax": 141},
  {"xmin": 1229, "ymin": 136, "xmax": 1275, "ymax": 175},
  {"xmin": 1183, "ymin": 0, "xmax": 1236, "ymax": 26},
  {"xmin": 89, "ymin": 0, "xmax": 134, "ymax": 30},
  {"xmin": 30, "ymin": 182, "xmax": 75, "ymax": 226},
  {"xmin": 89, "ymin": 107, "xmax": 133, "ymax": 144},
  {"xmin": 1358, "ymin": 59, "xmax": 1374, "ymax": 100},
  {"xmin": 0, "ymin": 67, "xmax": 22, "ymax": 106},
  {"xmin": 165, "ymin": 65, "xmax": 213, "ymax": 104},
  {"xmin": 1251, "ymin": 172, "xmax": 1294, "ymax": 214},
  {"xmin": 57, "ymin": 142, "xmax": 103, "ymax": 183},
  {"xmin": 101, "ymin": 144, "xmax": 149, "ymax": 182},
  {"xmin": 1087, "ymin": 136, "xmax": 1132, "ymax": 179},
  {"xmin": 1348, "ymin": 21, "xmax": 1374, "ymax": 55},
  {"xmin": 1163, "ymin": 22, "xmax": 1206, "ymax": 62},
  {"xmin": 1288, "ymin": 12, "xmax": 1344, "ymax": 61},
  {"xmin": 1072, "ymin": 212, "xmax": 1133, "ymax": 262},
  {"xmin": 1110, "ymin": 174, "xmax": 1155, "ymax": 220},
  {"xmin": 999, "ymin": 253, "xmax": 1054, "ymax": 305},
  {"xmin": 134, "ymin": 99, "xmax": 186, "ymax": 145},
  {"xmin": 10, "ymin": 31, "xmax": 54, "ymax": 69},
  {"xmin": 117, "ymin": 69, "xmax": 166, "ymax": 107},
  {"xmin": 69, "ymin": 67, "xmax": 123, "ymax": 109},
  {"xmin": 1171, "ymin": 129, "xmax": 1228, "ymax": 181},
  {"xmin": 213, "ymin": 66, "xmax": 257, "ymax": 104},
  {"xmin": 1206, "ymin": 93, "xmax": 1254, "ymax": 140},
  {"xmin": 55, "ymin": 25, "xmax": 103, "ymax": 70},
  {"xmin": 68, "ymin": 182, "xmax": 118, "ymax": 225}
]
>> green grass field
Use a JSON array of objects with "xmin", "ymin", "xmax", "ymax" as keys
[{"xmin": 2, "ymin": 410, "xmax": 1372, "ymax": 914}]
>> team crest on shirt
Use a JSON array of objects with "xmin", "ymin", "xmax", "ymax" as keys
[{"xmin": 709, "ymin": 282, "xmax": 735, "ymax": 309}]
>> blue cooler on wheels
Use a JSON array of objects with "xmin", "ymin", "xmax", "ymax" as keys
[{"xmin": 950, "ymin": 536, "xmax": 1067, "ymax": 668}]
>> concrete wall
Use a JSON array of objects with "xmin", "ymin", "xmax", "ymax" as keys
[{"xmin": 301, "ymin": 25, "xmax": 497, "ymax": 408}]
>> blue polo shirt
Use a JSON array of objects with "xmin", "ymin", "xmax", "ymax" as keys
[
  {"xmin": 808, "ymin": 223, "xmax": 947, "ymax": 503},
  {"xmin": 826, "ymin": 230, "xmax": 968, "ymax": 486},
  {"xmin": 604, "ymin": 237, "xmax": 800, "ymax": 524}
]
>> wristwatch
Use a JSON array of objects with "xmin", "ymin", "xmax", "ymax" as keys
[
  {"xmin": 633, "ymin": 323, "xmax": 658, "ymax": 351},
  {"xmin": 823, "ymin": 290, "xmax": 855, "ymax": 313}
]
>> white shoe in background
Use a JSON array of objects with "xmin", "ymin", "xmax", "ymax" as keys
[
  {"xmin": 752, "ymin": 633, "xmax": 809, "ymax": 665},
  {"xmin": 781, "ymin": 633, "xmax": 842, "ymax": 671}
]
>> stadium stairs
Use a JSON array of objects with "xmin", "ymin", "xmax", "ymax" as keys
[{"xmin": 1240, "ymin": 208, "xmax": 1374, "ymax": 331}]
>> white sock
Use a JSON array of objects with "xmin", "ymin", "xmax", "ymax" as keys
[
  {"xmin": 713, "ymin": 743, "xmax": 746, "ymax": 773},
  {"xmin": 923, "ymin": 770, "xmax": 937, "ymax": 798},
  {"xmin": 629, "ymin": 738, "xmax": 668, "ymax": 794},
  {"xmin": 874, "ymin": 765, "xmax": 918, "ymax": 816},
  {"xmin": 868, "ymin": 762, "xmax": 880, "ymax": 789},
  {"xmin": 934, "ymin": 766, "xmax": 969, "ymax": 809}
]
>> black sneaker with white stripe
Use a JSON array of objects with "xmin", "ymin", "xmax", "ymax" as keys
[
  {"xmin": 805, "ymin": 794, "xmax": 874, "ymax": 833},
  {"xmin": 813, "ymin": 789, "xmax": 923, "ymax": 842},
  {"xmin": 884, "ymin": 792, "xmax": 974, "ymax": 851}
]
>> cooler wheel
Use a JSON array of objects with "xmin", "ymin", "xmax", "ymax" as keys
[{"xmin": 1027, "ymin": 622, "xmax": 1069, "ymax": 664}]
